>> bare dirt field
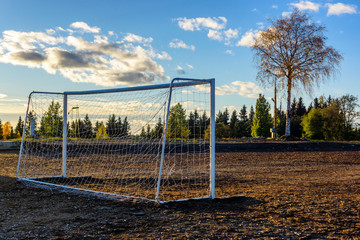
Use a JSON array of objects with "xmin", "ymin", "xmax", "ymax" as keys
[{"xmin": 1, "ymin": 142, "xmax": 360, "ymax": 239}]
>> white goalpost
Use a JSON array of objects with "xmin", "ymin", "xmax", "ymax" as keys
[{"xmin": 17, "ymin": 78, "xmax": 215, "ymax": 203}]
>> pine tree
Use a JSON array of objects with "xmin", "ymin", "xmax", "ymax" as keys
[
  {"xmin": 229, "ymin": 110, "xmax": 238, "ymax": 138},
  {"xmin": 83, "ymin": 114, "xmax": 93, "ymax": 138},
  {"xmin": 251, "ymin": 94, "xmax": 273, "ymax": 138},
  {"xmin": 152, "ymin": 117, "xmax": 164, "ymax": 139},
  {"xmin": 106, "ymin": 114, "xmax": 117, "ymax": 137},
  {"xmin": 15, "ymin": 116, "xmax": 24, "ymax": 137},
  {"xmin": 122, "ymin": 117, "xmax": 130, "ymax": 136}
]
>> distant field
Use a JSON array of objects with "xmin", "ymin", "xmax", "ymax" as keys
[{"xmin": 1, "ymin": 143, "xmax": 360, "ymax": 239}]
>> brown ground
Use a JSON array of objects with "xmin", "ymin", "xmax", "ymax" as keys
[{"xmin": 1, "ymin": 143, "xmax": 360, "ymax": 239}]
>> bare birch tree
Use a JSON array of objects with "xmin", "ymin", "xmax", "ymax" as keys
[{"xmin": 252, "ymin": 10, "xmax": 343, "ymax": 137}]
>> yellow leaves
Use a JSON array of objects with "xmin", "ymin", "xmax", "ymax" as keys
[{"xmin": 1, "ymin": 122, "xmax": 12, "ymax": 140}]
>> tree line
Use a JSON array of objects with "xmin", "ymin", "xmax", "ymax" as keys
[
  {"xmin": 1, "ymin": 95, "xmax": 359, "ymax": 141},
  {"xmin": 218, "ymin": 94, "xmax": 360, "ymax": 141}
]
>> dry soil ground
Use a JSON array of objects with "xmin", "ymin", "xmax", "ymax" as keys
[{"xmin": 1, "ymin": 142, "xmax": 360, "ymax": 239}]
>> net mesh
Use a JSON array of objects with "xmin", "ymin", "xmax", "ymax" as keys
[{"xmin": 18, "ymin": 80, "xmax": 212, "ymax": 202}]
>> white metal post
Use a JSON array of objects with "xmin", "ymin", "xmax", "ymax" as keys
[
  {"xmin": 62, "ymin": 94, "xmax": 68, "ymax": 177},
  {"xmin": 210, "ymin": 78, "xmax": 216, "ymax": 199},
  {"xmin": 156, "ymin": 80, "xmax": 174, "ymax": 202},
  {"xmin": 17, "ymin": 93, "xmax": 32, "ymax": 178}
]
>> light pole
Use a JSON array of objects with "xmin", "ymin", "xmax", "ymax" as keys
[{"xmin": 69, "ymin": 106, "xmax": 80, "ymax": 137}]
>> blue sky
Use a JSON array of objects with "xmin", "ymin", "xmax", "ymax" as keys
[{"xmin": 0, "ymin": 0, "xmax": 359, "ymax": 125}]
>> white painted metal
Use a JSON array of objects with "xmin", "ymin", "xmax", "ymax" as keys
[
  {"xmin": 62, "ymin": 94, "xmax": 67, "ymax": 177},
  {"xmin": 16, "ymin": 93, "xmax": 32, "ymax": 178},
  {"xmin": 155, "ymin": 79, "xmax": 175, "ymax": 202},
  {"xmin": 210, "ymin": 78, "xmax": 216, "ymax": 199}
]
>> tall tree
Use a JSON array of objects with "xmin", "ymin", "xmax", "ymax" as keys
[
  {"xmin": 106, "ymin": 114, "xmax": 117, "ymax": 137},
  {"xmin": 15, "ymin": 116, "xmax": 24, "ymax": 137},
  {"xmin": 2, "ymin": 122, "xmax": 12, "ymax": 140},
  {"xmin": 229, "ymin": 110, "xmax": 238, "ymax": 138},
  {"xmin": 152, "ymin": 117, "xmax": 164, "ymax": 139},
  {"xmin": 167, "ymin": 103, "xmax": 190, "ymax": 139},
  {"xmin": 39, "ymin": 101, "xmax": 63, "ymax": 137},
  {"xmin": 83, "ymin": 114, "xmax": 93, "ymax": 138},
  {"xmin": 249, "ymin": 106, "xmax": 255, "ymax": 123},
  {"xmin": 251, "ymin": 94, "xmax": 273, "ymax": 138},
  {"xmin": 252, "ymin": 10, "xmax": 342, "ymax": 137}
]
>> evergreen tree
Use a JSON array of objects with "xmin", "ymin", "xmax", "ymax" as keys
[
  {"xmin": 229, "ymin": 110, "xmax": 238, "ymax": 138},
  {"xmin": 249, "ymin": 106, "xmax": 255, "ymax": 123},
  {"xmin": 83, "ymin": 114, "xmax": 93, "ymax": 138},
  {"xmin": 167, "ymin": 103, "xmax": 190, "ymax": 139},
  {"xmin": 188, "ymin": 110, "xmax": 200, "ymax": 138},
  {"xmin": 251, "ymin": 94, "xmax": 273, "ymax": 138},
  {"xmin": 122, "ymin": 117, "xmax": 130, "ymax": 136},
  {"xmin": 216, "ymin": 108, "xmax": 229, "ymax": 125},
  {"xmin": 39, "ymin": 101, "xmax": 63, "ymax": 137},
  {"xmin": 313, "ymin": 97, "xmax": 320, "ymax": 109},
  {"xmin": 199, "ymin": 111, "xmax": 210, "ymax": 138},
  {"xmin": 15, "ymin": 116, "xmax": 24, "ymax": 137},
  {"xmin": 239, "ymin": 105, "xmax": 248, "ymax": 122},
  {"xmin": 116, "ymin": 116, "xmax": 122, "ymax": 136},
  {"xmin": 106, "ymin": 114, "xmax": 117, "ymax": 137},
  {"xmin": 146, "ymin": 124, "xmax": 151, "ymax": 138},
  {"xmin": 296, "ymin": 97, "xmax": 307, "ymax": 116},
  {"xmin": 152, "ymin": 117, "xmax": 164, "ymax": 139},
  {"xmin": 140, "ymin": 127, "xmax": 146, "ymax": 138}
]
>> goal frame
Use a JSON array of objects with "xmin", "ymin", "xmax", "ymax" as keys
[{"xmin": 17, "ymin": 78, "xmax": 216, "ymax": 203}]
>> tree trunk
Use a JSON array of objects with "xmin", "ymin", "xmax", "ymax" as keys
[{"xmin": 285, "ymin": 79, "xmax": 292, "ymax": 137}]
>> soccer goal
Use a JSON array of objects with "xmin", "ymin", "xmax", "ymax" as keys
[{"xmin": 17, "ymin": 78, "xmax": 215, "ymax": 203}]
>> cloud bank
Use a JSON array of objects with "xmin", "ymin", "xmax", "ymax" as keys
[
  {"xmin": 196, "ymin": 81, "xmax": 263, "ymax": 98},
  {"xmin": 169, "ymin": 39, "xmax": 195, "ymax": 51},
  {"xmin": 290, "ymin": 1, "xmax": 320, "ymax": 12},
  {"xmin": 175, "ymin": 17, "xmax": 238, "ymax": 46},
  {"xmin": 326, "ymin": 3, "xmax": 357, "ymax": 16},
  {"xmin": 0, "ymin": 22, "xmax": 170, "ymax": 86}
]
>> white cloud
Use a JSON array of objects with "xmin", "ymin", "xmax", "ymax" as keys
[
  {"xmin": 175, "ymin": 16, "xmax": 227, "ymax": 31},
  {"xmin": 176, "ymin": 65, "xmax": 186, "ymax": 74},
  {"xmin": 225, "ymin": 49, "xmax": 234, "ymax": 55},
  {"xmin": 169, "ymin": 39, "xmax": 195, "ymax": 51},
  {"xmin": 176, "ymin": 64, "xmax": 193, "ymax": 75},
  {"xmin": 207, "ymin": 28, "xmax": 238, "ymax": 44},
  {"xmin": 70, "ymin": 22, "xmax": 101, "ymax": 33},
  {"xmin": 175, "ymin": 16, "xmax": 239, "ymax": 46},
  {"xmin": 207, "ymin": 29, "xmax": 222, "ymax": 41},
  {"xmin": 290, "ymin": 1, "xmax": 320, "ymax": 12},
  {"xmin": 236, "ymin": 29, "xmax": 261, "ymax": 47},
  {"xmin": 0, "ymin": 22, "xmax": 169, "ymax": 87},
  {"xmin": 123, "ymin": 33, "xmax": 153, "ymax": 43},
  {"xmin": 196, "ymin": 81, "xmax": 263, "ymax": 98},
  {"xmin": 272, "ymin": 5, "xmax": 278, "ymax": 9},
  {"xmin": 0, "ymin": 93, "xmax": 8, "ymax": 98},
  {"xmin": 326, "ymin": 3, "xmax": 357, "ymax": 16}
]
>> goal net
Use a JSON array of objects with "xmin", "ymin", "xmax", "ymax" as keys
[{"xmin": 17, "ymin": 78, "xmax": 215, "ymax": 203}]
